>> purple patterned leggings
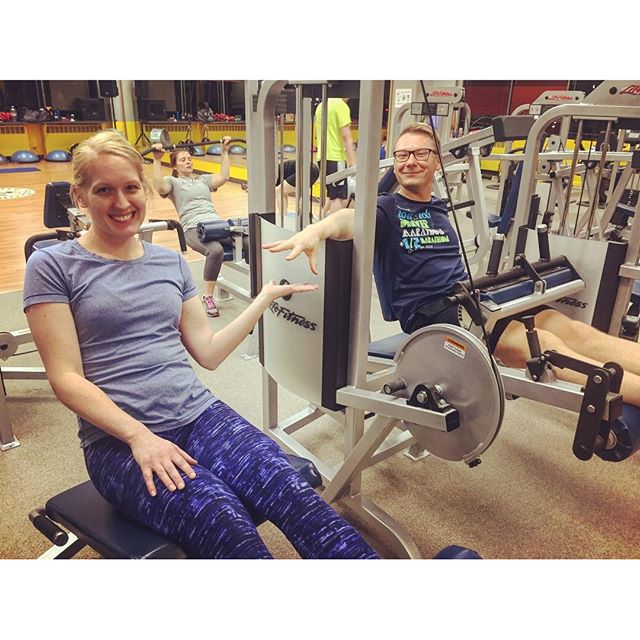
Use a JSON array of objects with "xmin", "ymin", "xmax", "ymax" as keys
[{"xmin": 84, "ymin": 400, "xmax": 378, "ymax": 559}]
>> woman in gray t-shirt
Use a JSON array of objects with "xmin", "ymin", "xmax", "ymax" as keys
[
  {"xmin": 152, "ymin": 137, "xmax": 247, "ymax": 318},
  {"xmin": 24, "ymin": 130, "xmax": 378, "ymax": 560}
]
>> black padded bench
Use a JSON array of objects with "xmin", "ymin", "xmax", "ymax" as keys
[{"xmin": 31, "ymin": 453, "xmax": 322, "ymax": 559}]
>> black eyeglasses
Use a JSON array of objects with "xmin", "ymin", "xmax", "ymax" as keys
[{"xmin": 392, "ymin": 148, "xmax": 435, "ymax": 162}]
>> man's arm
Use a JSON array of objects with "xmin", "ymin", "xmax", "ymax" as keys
[
  {"xmin": 340, "ymin": 125, "xmax": 357, "ymax": 167},
  {"xmin": 263, "ymin": 208, "xmax": 355, "ymax": 274}
]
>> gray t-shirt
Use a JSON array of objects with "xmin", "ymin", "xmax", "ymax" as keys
[
  {"xmin": 23, "ymin": 240, "xmax": 216, "ymax": 448},
  {"xmin": 163, "ymin": 174, "xmax": 220, "ymax": 230}
]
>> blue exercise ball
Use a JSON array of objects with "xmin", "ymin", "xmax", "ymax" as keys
[
  {"xmin": 45, "ymin": 149, "xmax": 71, "ymax": 162},
  {"xmin": 0, "ymin": 153, "xmax": 8, "ymax": 163},
  {"xmin": 191, "ymin": 146, "xmax": 205, "ymax": 156},
  {"xmin": 11, "ymin": 150, "xmax": 39, "ymax": 163},
  {"xmin": 229, "ymin": 144, "xmax": 246, "ymax": 155},
  {"xmin": 282, "ymin": 144, "xmax": 296, "ymax": 153},
  {"xmin": 206, "ymin": 143, "xmax": 222, "ymax": 155}
]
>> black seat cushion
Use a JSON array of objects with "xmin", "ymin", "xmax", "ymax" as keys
[{"xmin": 45, "ymin": 453, "xmax": 322, "ymax": 559}]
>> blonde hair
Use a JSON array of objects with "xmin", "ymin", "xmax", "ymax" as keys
[
  {"xmin": 396, "ymin": 122, "xmax": 440, "ymax": 147},
  {"xmin": 70, "ymin": 129, "xmax": 151, "ymax": 205}
]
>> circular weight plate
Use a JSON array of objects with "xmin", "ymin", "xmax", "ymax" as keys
[
  {"xmin": 149, "ymin": 128, "xmax": 170, "ymax": 147},
  {"xmin": 393, "ymin": 323, "xmax": 504, "ymax": 463}
]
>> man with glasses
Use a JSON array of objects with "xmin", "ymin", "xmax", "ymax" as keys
[
  {"xmin": 264, "ymin": 121, "xmax": 640, "ymax": 410},
  {"xmin": 269, "ymin": 122, "xmax": 465, "ymax": 333}
]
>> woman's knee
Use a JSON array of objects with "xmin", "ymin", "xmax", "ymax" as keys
[
  {"xmin": 202, "ymin": 242, "xmax": 224, "ymax": 280},
  {"xmin": 203, "ymin": 240, "xmax": 224, "ymax": 260}
]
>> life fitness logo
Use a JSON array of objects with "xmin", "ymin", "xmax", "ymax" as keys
[
  {"xmin": 620, "ymin": 85, "xmax": 640, "ymax": 96},
  {"xmin": 549, "ymin": 95, "xmax": 573, "ymax": 101},
  {"xmin": 430, "ymin": 90, "xmax": 454, "ymax": 97},
  {"xmin": 268, "ymin": 279, "xmax": 318, "ymax": 331}
]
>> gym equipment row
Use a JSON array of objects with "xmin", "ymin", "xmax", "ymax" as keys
[{"xmin": 488, "ymin": 82, "xmax": 640, "ymax": 340}]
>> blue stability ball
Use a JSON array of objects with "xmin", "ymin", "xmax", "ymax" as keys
[
  {"xmin": 206, "ymin": 143, "xmax": 222, "ymax": 155},
  {"xmin": 45, "ymin": 149, "xmax": 72, "ymax": 162},
  {"xmin": 191, "ymin": 146, "xmax": 205, "ymax": 156},
  {"xmin": 229, "ymin": 144, "xmax": 246, "ymax": 155},
  {"xmin": 0, "ymin": 154, "xmax": 8, "ymax": 163},
  {"xmin": 282, "ymin": 144, "xmax": 296, "ymax": 153},
  {"xmin": 11, "ymin": 150, "xmax": 39, "ymax": 163}
]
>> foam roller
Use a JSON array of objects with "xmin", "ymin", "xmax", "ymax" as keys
[
  {"xmin": 433, "ymin": 544, "xmax": 482, "ymax": 559},
  {"xmin": 595, "ymin": 403, "xmax": 640, "ymax": 462},
  {"xmin": 196, "ymin": 220, "xmax": 231, "ymax": 242}
]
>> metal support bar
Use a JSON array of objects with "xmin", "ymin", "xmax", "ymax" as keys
[
  {"xmin": 336, "ymin": 385, "xmax": 454, "ymax": 431},
  {"xmin": 322, "ymin": 415, "xmax": 397, "ymax": 503},
  {"xmin": 0, "ymin": 383, "xmax": 20, "ymax": 450},
  {"xmin": 499, "ymin": 367, "xmax": 618, "ymax": 419}
]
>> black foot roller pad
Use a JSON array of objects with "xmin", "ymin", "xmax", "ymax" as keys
[
  {"xmin": 433, "ymin": 544, "xmax": 482, "ymax": 559},
  {"xmin": 595, "ymin": 403, "xmax": 640, "ymax": 462}
]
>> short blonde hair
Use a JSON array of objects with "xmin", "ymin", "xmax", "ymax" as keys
[
  {"xmin": 396, "ymin": 122, "xmax": 439, "ymax": 147},
  {"xmin": 70, "ymin": 130, "xmax": 151, "ymax": 204}
]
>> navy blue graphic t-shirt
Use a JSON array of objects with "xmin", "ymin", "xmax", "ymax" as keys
[{"xmin": 375, "ymin": 192, "xmax": 467, "ymax": 332}]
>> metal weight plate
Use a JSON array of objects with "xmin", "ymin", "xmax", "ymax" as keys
[
  {"xmin": 149, "ymin": 128, "xmax": 171, "ymax": 147},
  {"xmin": 393, "ymin": 323, "xmax": 504, "ymax": 463}
]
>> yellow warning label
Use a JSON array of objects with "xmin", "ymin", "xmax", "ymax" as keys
[{"xmin": 444, "ymin": 336, "xmax": 466, "ymax": 359}]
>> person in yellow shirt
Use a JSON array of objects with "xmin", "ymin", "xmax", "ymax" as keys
[{"xmin": 314, "ymin": 98, "xmax": 357, "ymax": 214}]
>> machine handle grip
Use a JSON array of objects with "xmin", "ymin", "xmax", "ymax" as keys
[
  {"xmin": 29, "ymin": 509, "xmax": 69, "ymax": 546},
  {"xmin": 149, "ymin": 219, "xmax": 188, "ymax": 253}
]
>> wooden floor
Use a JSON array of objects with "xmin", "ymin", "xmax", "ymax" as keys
[{"xmin": 0, "ymin": 160, "xmax": 251, "ymax": 294}]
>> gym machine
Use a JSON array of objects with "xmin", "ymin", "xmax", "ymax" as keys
[
  {"xmin": 246, "ymin": 81, "xmax": 502, "ymax": 558},
  {"xmin": 496, "ymin": 81, "xmax": 640, "ymax": 338},
  {"xmin": 245, "ymin": 81, "xmax": 640, "ymax": 559}
]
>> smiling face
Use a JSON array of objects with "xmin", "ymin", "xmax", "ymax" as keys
[
  {"xmin": 73, "ymin": 153, "xmax": 147, "ymax": 242},
  {"xmin": 393, "ymin": 130, "xmax": 440, "ymax": 200}
]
